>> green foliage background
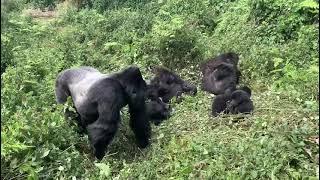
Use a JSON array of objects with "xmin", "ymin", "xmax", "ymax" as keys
[{"xmin": 1, "ymin": 0, "xmax": 319, "ymax": 179}]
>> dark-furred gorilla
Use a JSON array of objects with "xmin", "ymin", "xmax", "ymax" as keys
[
  {"xmin": 212, "ymin": 86, "xmax": 254, "ymax": 116},
  {"xmin": 146, "ymin": 97, "xmax": 171, "ymax": 126},
  {"xmin": 201, "ymin": 52, "xmax": 241, "ymax": 95},
  {"xmin": 148, "ymin": 66, "xmax": 197, "ymax": 103},
  {"xmin": 55, "ymin": 66, "xmax": 151, "ymax": 160},
  {"xmin": 227, "ymin": 86, "xmax": 253, "ymax": 114}
]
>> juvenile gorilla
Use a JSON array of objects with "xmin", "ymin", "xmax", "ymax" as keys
[
  {"xmin": 212, "ymin": 86, "xmax": 254, "ymax": 116},
  {"xmin": 148, "ymin": 67, "xmax": 197, "ymax": 103},
  {"xmin": 55, "ymin": 66, "xmax": 151, "ymax": 160},
  {"xmin": 146, "ymin": 96, "xmax": 171, "ymax": 126},
  {"xmin": 201, "ymin": 52, "xmax": 241, "ymax": 95}
]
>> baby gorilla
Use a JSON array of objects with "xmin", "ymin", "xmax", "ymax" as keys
[
  {"xmin": 55, "ymin": 66, "xmax": 151, "ymax": 160},
  {"xmin": 212, "ymin": 86, "xmax": 254, "ymax": 116},
  {"xmin": 148, "ymin": 66, "xmax": 197, "ymax": 103},
  {"xmin": 146, "ymin": 97, "xmax": 171, "ymax": 126},
  {"xmin": 201, "ymin": 52, "xmax": 241, "ymax": 95}
]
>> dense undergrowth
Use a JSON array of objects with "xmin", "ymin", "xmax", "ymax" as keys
[{"xmin": 1, "ymin": 0, "xmax": 319, "ymax": 179}]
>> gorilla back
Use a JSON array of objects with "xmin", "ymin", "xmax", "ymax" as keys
[{"xmin": 55, "ymin": 66, "xmax": 151, "ymax": 160}]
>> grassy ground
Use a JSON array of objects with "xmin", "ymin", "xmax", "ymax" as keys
[
  {"xmin": 1, "ymin": 1, "xmax": 319, "ymax": 179},
  {"xmin": 97, "ymin": 90, "xmax": 319, "ymax": 179}
]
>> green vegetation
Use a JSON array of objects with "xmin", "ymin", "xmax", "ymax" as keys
[{"xmin": 1, "ymin": 0, "xmax": 319, "ymax": 179}]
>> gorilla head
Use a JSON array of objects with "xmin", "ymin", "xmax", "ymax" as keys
[
  {"xmin": 201, "ymin": 52, "xmax": 241, "ymax": 95},
  {"xmin": 146, "ymin": 97, "xmax": 171, "ymax": 126},
  {"xmin": 227, "ymin": 86, "xmax": 253, "ymax": 114},
  {"xmin": 148, "ymin": 66, "xmax": 197, "ymax": 103},
  {"xmin": 55, "ymin": 66, "xmax": 151, "ymax": 160},
  {"xmin": 212, "ymin": 86, "xmax": 254, "ymax": 116}
]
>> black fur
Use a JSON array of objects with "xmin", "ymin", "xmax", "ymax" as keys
[
  {"xmin": 201, "ymin": 52, "xmax": 241, "ymax": 95},
  {"xmin": 148, "ymin": 66, "xmax": 197, "ymax": 103},
  {"xmin": 227, "ymin": 87, "xmax": 254, "ymax": 114},
  {"xmin": 212, "ymin": 86, "xmax": 254, "ymax": 116},
  {"xmin": 146, "ymin": 97, "xmax": 171, "ymax": 126},
  {"xmin": 55, "ymin": 66, "xmax": 151, "ymax": 160},
  {"xmin": 211, "ymin": 87, "xmax": 235, "ymax": 116}
]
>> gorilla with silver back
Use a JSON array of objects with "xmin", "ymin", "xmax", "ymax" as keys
[{"xmin": 55, "ymin": 66, "xmax": 151, "ymax": 160}]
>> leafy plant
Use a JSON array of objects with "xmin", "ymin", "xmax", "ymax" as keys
[{"xmin": 1, "ymin": 0, "xmax": 318, "ymax": 179}]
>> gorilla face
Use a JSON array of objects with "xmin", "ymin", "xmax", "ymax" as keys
[
  {"xmin": 227, "ymin": 87, "xmax": 254, "ymax": 114},
  {"xmin": 146, "ymin": 97, "xmax": 171, "ymax": 125},
  {"xmin": 149, "ymin": 67, "xmax": 197, "ymax": 103}
]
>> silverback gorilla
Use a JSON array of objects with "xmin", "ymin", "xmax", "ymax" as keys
[
  {"xmin": 212, "ymin": 86, "xmax": 254, "ymax": 116},
  {"xmin": 201, "ymin": 52, "xmax": 241, "ymax": 95},
  {"xmin": 148, "ymin": 66, "xmax": 197, "ymax": 103},
  {"xmin": 55, "ymin": 66, "xmax": 151, "ymax": 160}
]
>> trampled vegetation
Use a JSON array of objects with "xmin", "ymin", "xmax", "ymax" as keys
[{"xmin": 1, "ymin": 0, "xmax": 319, "ymax": 179}]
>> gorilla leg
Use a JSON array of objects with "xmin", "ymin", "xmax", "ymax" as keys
[
  {"xmin": 86, "ymin": 106, "xmax": 120, "ymax": 160},
  {"xmin": 128, "ymin": 104, "xmax": 151, "ymax": 148}
]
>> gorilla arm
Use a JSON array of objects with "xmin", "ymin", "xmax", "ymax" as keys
[
  {"xmin": 128, "ymin": 100, "xmax": 151, "ymax": 148},
  {"xmin": 112, "ymin": 66, "xmax": 151, "ymax": 148}
]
